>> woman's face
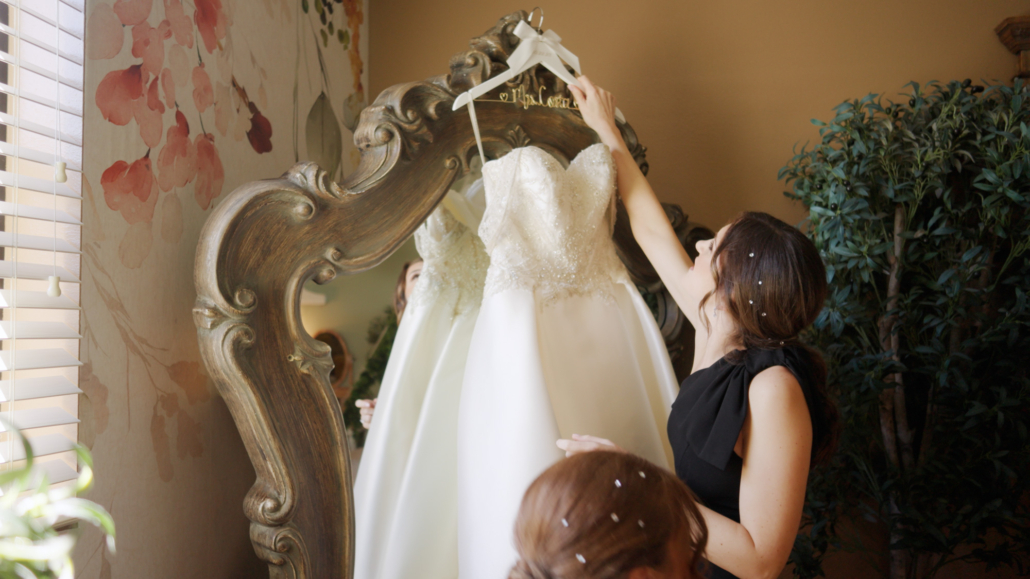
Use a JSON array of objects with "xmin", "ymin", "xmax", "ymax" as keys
[
  {"xmin": 404, "ymin": 261, "xmax": 423, "ymax": 301},
  {"xmin": 685, "ymin": 224, "xmax": 729, "ymax": 306}
]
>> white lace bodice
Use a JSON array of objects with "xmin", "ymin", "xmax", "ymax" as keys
[
  {"xmin": 410, "ymin": 200, "xmax": 489, "ymax": 315},
  {"xmin": 478, "ymin": 144, "xmax": 630, "ymax": 301}
]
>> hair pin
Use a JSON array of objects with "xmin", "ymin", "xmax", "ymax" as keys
[
  {"xmin": 576, "ymin": 554, "xmax": 586, "ymax": 564},
  {"xmin": 638, "ymin": 520, "xmax": 645, "ymax": 528},
  {"xmin": 638, "ymin": 471, "xmax": 646, "ymax": 478},
  {"xmin": 749, "ymin": 252, "xmax": 755, "ymax": 258},
  {"xmin": 749, "ymin": 300, "xmax": 753, "ymax": 304},
  {"xmin": 759, "ymin": 280, "xmax": 763, "ymax": 285},
  {"xmin": 614, "ymin": 479, "xmax": 622, "ymax": 488},
  {"xmin": 611, "ymin": 513, "xmax": 620, "ymax": 523},
  {"xmin": 562, "ymin": 518, "xmax": 569, "ymax": 527},
  {"xmin": 761, "ymin": 312, "xmax": 767, "ymax": 317}
]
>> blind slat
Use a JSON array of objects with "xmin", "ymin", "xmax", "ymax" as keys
[
  {"xmin": 0, "ymin": 24, "xmax": 85, "ymax": 67},
  {"xmin": 0, "ymin": 407, "xmax": 79, "ymax": 431},
  {"xmin": 0, "ymin": 262, "xmax": 79, "ymax": 283},
  {"xmin": 0, "ymin": 52, "xmax": 84, "ymax": 92},
  {"xmin": 0, "ymin": 142, "xmax": 83, "ymax": 173},
  {"xmin": 0, "ymin": 321, "xmax": 80, "ymax": 340},
  {"xmin": 0, "ymin": 83, "xmax": 83, "ymax": 118},
  {"xmin": 0, "ymin": 171, "xmax": 81, "ymax": 199},
  {"xmin": 0, "ymin": 202, "xmax": 81, "ymax": 226},
  {"xmin": 0, "ymin": 112, "xmax": 83, "ymax": 147},
  {"xmin": 0, "ymin": 290, "xmax": 79, "ymax": 310},
  {"xmin": 0, "ymin": 349, "xmax": 81, "ymax": 372},
  {"xmin": 35, "ymin": 460, "xmax": 79, "ymax": 484},
  {"xmin": 9, "ymin": 1, "xmax": 84, "ymax": 40},
  {"xmin": 0, "ymin": 433, "xmax": 75, "ymax": 462},
  {"xmin": 0, "ymin": 233, "xmax": 78, "ymax": 255},
  {"xmin": 0, "ymin": 376, "xmax": 80, "ymax": 402},
  {"xmin": 0, "ymin": 232, "xmax": 79, "ymax": 254}
]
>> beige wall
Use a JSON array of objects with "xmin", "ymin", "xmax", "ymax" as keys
[
  {"xmin": 367, "ymin": 2, "xmax": 1027, "ymax": 578},
  {"xmin": 371, "ymin": 0, "xmax": 1026, "ymax": 232},
  {"xmin": 75, "ymin": 0, "xmax": 368, "ymax": 576}
]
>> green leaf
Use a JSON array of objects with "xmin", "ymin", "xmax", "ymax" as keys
[
  {"xmin": 320, "ymin": 28, "xmax": 329, "ymax": 47},
  {"xmin": 338, "ymin": 28, "xmax": 349, "ymax": 47},
  {"xmin": 302, "ymin": 0, "xmax": 309, "ymax": 12},
  {"xmin": 305, "ymin": 91, "xmax": 344, "ymax": 180}
]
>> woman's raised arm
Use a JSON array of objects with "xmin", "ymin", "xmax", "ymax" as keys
[{"xmin": 570, "ymin": 77, "xmax": 699, "ymax": 325}]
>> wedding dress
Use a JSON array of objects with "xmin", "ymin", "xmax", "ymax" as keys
[
  {"xmin": 457, "ymin": 144, "xmax": 679, "ymax": 579},
  {"xmin": 353, "ymin": 180, "xmax": 489, "ymax": 579}
]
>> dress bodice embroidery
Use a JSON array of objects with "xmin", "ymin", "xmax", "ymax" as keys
[
  {"xmin": 410, "ymin": 203, "xmax": 489, "ymax": 315},
  {"xmin": 478, "ymin": 144, "xmax": 629, "ymax": 301}
]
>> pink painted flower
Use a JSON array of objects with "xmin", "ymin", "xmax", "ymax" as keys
[
  {"xmin": 194, "ymin": 0, "xmax": 228, "ymax": 54},
  {"xmin": 147, "ymin": 77, "xmax": 164, "ymax": 114},
  {"xmin": 160, "ymin": 68, "xmax": 176, "ymax": 109},
  {"xmin": 96, "ymin": 65, "xmax": 144, "ymax": 126},
  {"xmin": 164, "ymin": 0, "xmax": 194, "ymax": 48},
  {"xmin": 192, "ymin": 64, "xmax": 214, "ymax": 113},
  {"xmin": 101, "ymin": 152, "xmax": 160, "ymax": 224},
  {"xmin": 247, "ymin": 102, "xmax": 272, "ymax": 154},
  {"xmin": 132, "ymin": 96, "xmax": 163, "ymax": 148},
  {"xmin": 194, "ymin": 133, "xmax": 224, "ymax": 210},
  {"xmin": 157, "ymin": 110, "xmax": 198, "ymax": 192},
  {"xmin": 131, "ymin": 21, "xmax": 169, "ymax": 79},
  {"xmin": 113, "ymin": 0, "xmax": 153, "ymax": 27},
  {"xmin": 86, "ymin": 3, "xmax": 124, "ymax": 60}
]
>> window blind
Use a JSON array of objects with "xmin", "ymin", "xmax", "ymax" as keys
[{"xmin": 0, "ymin": 0, "xmax": 84, "ymax": 488}]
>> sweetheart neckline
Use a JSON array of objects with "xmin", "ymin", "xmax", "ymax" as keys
[{"xmin": 482, "ymin": 142, "xmax": 609, "ymax": 174}]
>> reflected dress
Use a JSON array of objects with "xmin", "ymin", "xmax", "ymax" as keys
[{"xmin": 353, "ymin": 190, "xmax": 489, "ymax": 579}]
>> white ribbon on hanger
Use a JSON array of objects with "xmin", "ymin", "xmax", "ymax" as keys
[{"xmin": 452, "ymin": 19, "xmax": 625, "ymax": 161}]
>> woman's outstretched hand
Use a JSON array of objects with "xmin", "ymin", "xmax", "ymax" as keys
[
  {"xmin": 355, "ymin": 398, "xmax": 377, "ymax": 430},
  {"xmin": 556, "ymin": 434, "xmax": 624, "ymax": 457},
  {"xmin": 569, "ymin": 76, "xmax": 623, "ymax": 149}
]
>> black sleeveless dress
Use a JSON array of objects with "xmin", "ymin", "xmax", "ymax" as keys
[{"xmin": 667, "ymin": 346, "xmax": 819, "ymax": 579}]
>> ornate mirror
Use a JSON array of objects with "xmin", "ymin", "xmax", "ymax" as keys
[{"xmin": 193, "ymin": 11, "xmax": 710, "ymax": 578}]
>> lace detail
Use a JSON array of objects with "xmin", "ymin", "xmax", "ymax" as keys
[
  {"xmin": 478, "ymin": 144, "xmax": 630, "ymax": 303},
  {"xmin": 410, "ymin": 204, "xmax": 489, "ymax": 316}
]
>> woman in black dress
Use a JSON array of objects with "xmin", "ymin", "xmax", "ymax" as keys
[{"xmin": 559, "ymin": 77, "xmax": 841, "ymax": 579}]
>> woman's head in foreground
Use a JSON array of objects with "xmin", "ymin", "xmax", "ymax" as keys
[{"xmin": 510, "ymin": 451, "xmax": 708, "ymax": 579}]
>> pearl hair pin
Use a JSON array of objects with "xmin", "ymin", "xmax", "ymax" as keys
[
  {"xmin": 611, "ymin": 513, "xmax": 620, "ymax": 523},
  {"xmin": 576, "ymin": 554, "xmax": 586, "ymax": 564},
  {"xmin": 638, "ymin": 471, "xmax": 646, "ymax": 478},
  {"xmin": 562, "ymin": 518, "xmax": 569, "ymax": 527},
  {"xmin": 638, "ymin": 520, "xmax": 645, "ymax": 528},
  {"xmin": 749, "ymin": 252, "xmax": 755, "ymax": 258},
  {"xmin": 615, "ymin": 479, "xmax": 622, "ymax": 488}
]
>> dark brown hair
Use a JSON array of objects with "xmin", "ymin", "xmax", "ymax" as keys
[
  {"xmin": 701, "ymin": 211, "xmax": 840, "ymax": 465},
  {"xmin": 509, "ymin": 451, "xmax": 708, "ymax": 579},
  {"xmin": 393, "ymin": 258, "xmax": 423, "ymax": 322}
]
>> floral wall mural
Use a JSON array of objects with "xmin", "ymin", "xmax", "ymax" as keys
[{"xmin": 74, "ymin": 0, "xmax": 368, "ymax": 576}]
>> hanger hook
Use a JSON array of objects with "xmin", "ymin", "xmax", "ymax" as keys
[{"xmin": 526, "ymin": 7, "xmax": 543, "ymax": 32}]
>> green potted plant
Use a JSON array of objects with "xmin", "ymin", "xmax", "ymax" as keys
[
  {"xmin": 0, "ymin": 423, "xmax": 115, "ymax": 578},
  {"xmin": 780, "ymin": 79, "xmax": 1030, "ymax": 578}
]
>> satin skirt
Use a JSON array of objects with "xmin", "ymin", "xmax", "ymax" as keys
[
  {"xmin": 353, "ymin": 292, "xmax": 479, "ymax": 579},
  {"xmin": 456, "ymin": 282, "xmax": 678, "ymax": 579}
]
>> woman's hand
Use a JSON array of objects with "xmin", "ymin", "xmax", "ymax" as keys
[
  {"xmin": 355, "ymin": 398, "xmax": 377, "ymax": 430},
  {"xmin": 555, "ymin": 434, "xmax": 624, "ymax": 457},
  {"xmin": 569, "ymin": 76, "xmax": 623, "ymax": 149}
]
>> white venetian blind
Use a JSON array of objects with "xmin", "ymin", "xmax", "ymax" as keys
[{"xmin": 0, "ymin": 0, "xmax": 84, "ymax": 487}]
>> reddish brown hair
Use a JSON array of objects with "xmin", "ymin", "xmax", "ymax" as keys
[
  {"xmin": 509, "ymin": 451, "xmax": 708, "ymax": 579},
  {"xmin": 702, "ymin": 212, "xmax": 840, "ymax": 465}
]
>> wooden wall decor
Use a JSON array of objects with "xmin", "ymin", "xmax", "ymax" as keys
[
  {"xmin": 997, "ymin": 16, "xmax": 1030, "ymax": 79},
  {"xmin": 193, "ymin": 10, "xmax": 708, "ymax": 578}
]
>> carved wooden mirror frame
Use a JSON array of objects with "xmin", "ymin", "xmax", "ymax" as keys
[{"xmin": 193, "ymin": 11, "xmax": 708, "ymax": 578}]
